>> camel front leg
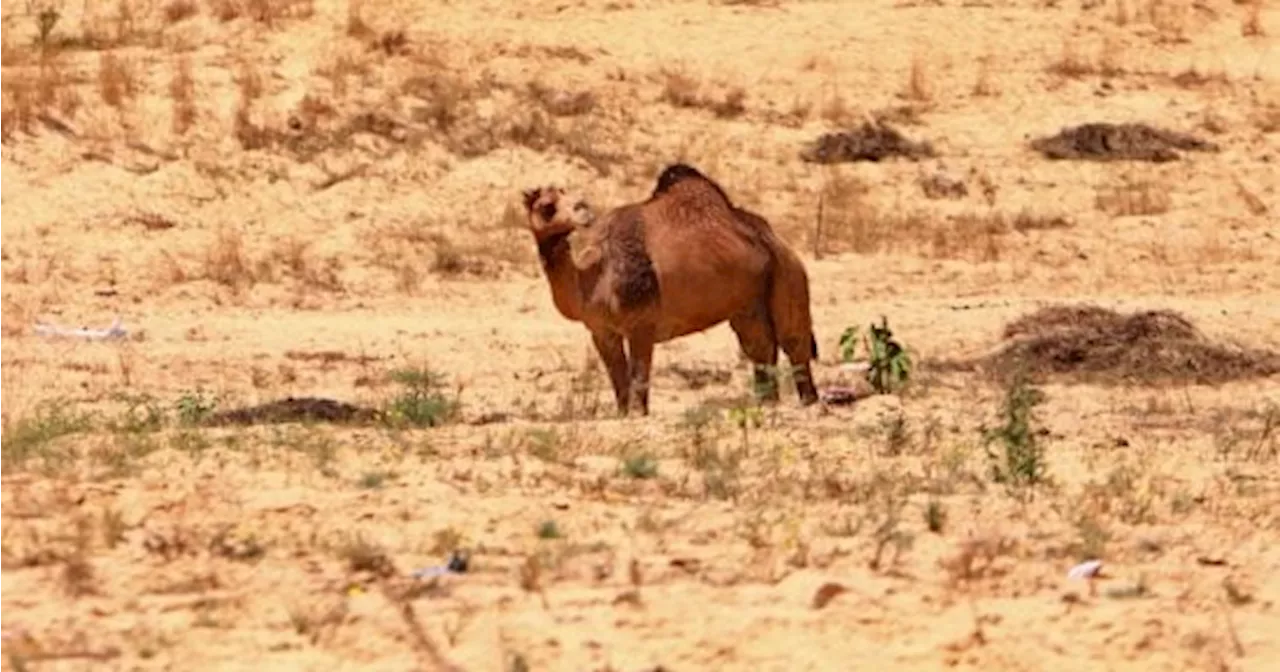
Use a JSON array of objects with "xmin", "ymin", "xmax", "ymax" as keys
[
  {"xmin": 626, "ymin": 327, "xmax": 657, "ymax": 416},
  {"xmin": 591, "ymin": 330, "xmax": 630, "ymax": 415}
]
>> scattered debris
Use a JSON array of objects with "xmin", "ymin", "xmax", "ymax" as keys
[
  {"xmin": 820, "ymin": 386, "xmax": 859, "ymax": 406},
  {"xmin": 411, "ymin": 550, "xmax": 471, "ymax": 580},
  {"xmin": 918, "ymin": 166, "xmax": 969, "ymax": 200},
  {"xmin": 34, "ymin": 316, "xmax": 128, "ymax": 341},
  {"xmin": 202, "ymin": 397, "xmax": 382, "ymax": 427},
  {"xmin": 1067, "ymin": 559, "xmax": 1104, "ymax": 580},
  {"xmin": 979, "ymin": 305, "xmax": 1280, "ymax": 385},
  {"xmin": 1029, "ymin": 122, "xmax": 1218, "ymax": 162},
  {"xmin": 800, "ymin": 121, "xmax": 935, "ymax": 164}
]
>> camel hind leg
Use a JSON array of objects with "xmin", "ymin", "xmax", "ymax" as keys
[
  {"xmin": 767, "ymin": 263, "xmax": 820, "ymax": 406},
  {"xmin": 729, "ymin": 307, "xmax": 780, "ymax": 403}
]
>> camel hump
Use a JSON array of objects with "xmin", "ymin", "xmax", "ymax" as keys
[{"xmin": 651, "ymin": 163, "xmax": 733, "ymax": 205}]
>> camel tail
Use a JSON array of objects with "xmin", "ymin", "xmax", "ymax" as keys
[{"xmin": 811, "ymin": 332, "xmax": 819, "ymax": 361}]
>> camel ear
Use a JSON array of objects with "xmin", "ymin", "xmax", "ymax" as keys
[{"xmin": 522, "ymin": 188, "xmax": 541, "ymax": 213}]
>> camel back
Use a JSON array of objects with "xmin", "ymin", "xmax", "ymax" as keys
[{"xmin": 650, "ymin": 163, "xmax": 733, "ymax": 205}]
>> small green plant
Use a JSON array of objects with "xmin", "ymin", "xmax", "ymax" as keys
[
  {"xmin": 838, "ymin": 325, "xmax": 861, "ymax": 363},
  {"xmin": 924, "ymin": 499, "xmax": 946, "ymax": 533},
  {"xmin": 536, "ymin": 520, "xmax": 562, "ymax": 540},
  {"xmin": 678, "ymin": 404, "xmax": 742, "ymax": 500},
  {"xmin": 358, "ymin": 470, "xmax": 394, "ymax": 489},
  {"xmin": 526, "ymin": 428, "xmax": 561, "ymax": 462},
  {"xmin": 385, "ymin": 367, "xmax": 460, "ymax": 428},
  {"xmin": 866, "ymin": 317, "xmax": 912, "ymax": 394},
  {"xmin": 621, "ymin": 453, "xmax": 658, "ymax": 479},
  {"xmin": 175, "ymin": 389, "xmax": 218, "ymax": 426},
  {"xmin": 839, "ymin": 317, "xmax": 912, "ymax": 394},
  {"xmin": 983, "ymin": 371, "xmax": 1050, "ymax": 493}
]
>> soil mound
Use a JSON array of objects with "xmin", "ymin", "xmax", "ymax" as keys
[
  {"xmin": 984, "ymin": 305, "xmax": 1280, "ymax": 385},
  {"xmin": 1029, "ymin": 122, "xmax": 1218, "ymax": 162},
  {"xmin": 204, "ymin": 397, "xmax": 382, "ymax": 427},
  {"xmin": 800, "ymin": 122, "xmax": 935, "ymax": 164}
]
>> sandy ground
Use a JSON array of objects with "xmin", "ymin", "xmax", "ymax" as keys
[{"xmin": 3, "ymin": 0, "xmax": 1280, "ymax": 670}]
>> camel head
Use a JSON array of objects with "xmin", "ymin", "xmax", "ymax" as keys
[{"xmin": 521, "ymin": 186, "xmax": 594, "ymax": 242}]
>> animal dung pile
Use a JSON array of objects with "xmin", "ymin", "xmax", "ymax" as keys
[
  {"xmin": 800, "ymin": 121, "xmax": 935, "ymax": 164},
  {"xmin": 980, "ymin": 305, "xmax": 1280, "ymax": 385},
  {"xmin": 1029, "ymin": 122, "xmax": 1218, "ymax": 162},
  {"xmin": 203, "ymin": 396, "xmax": 383, "ymax": 427}
]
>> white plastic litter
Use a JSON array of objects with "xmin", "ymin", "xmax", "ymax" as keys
[
  {"xmin": 34, "ymin": 316, "xmax": 128, "ymax": 341},
  {"xmin": 1067, "ymin": 559, "xmax": 1104, "ymax": 580}
]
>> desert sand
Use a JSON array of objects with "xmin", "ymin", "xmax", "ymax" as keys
[{"xmin": 2, "ymin": 0, "xmax": 1279, "ymax": 670}]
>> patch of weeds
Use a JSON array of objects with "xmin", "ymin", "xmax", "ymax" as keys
[
  {"xmin": 881, "ymin": 410, "xmax": 911, "ymax": 456},
  {"xmin": 170, "ymin": 429, "xmax": 212, "ymax": 456},
  {"xmin": 726, "ymin": 401, "xmax": 764, "ymax": 453},
  {"xmin": 384, "ymin": 367, "xmax": 460, "ymax": 428},
  {"xmin": 621, "ymin": 453, "xmax": 659, "ymax": 479},
  {"xmin": 982, "ymin": 370, "xmax": 1050, "ymax": 496},
  {"xmin": 536, "ymin": 520, "xmax": 562, "ymax": 540},
  {"xmin": 678, "ymin": 404, "xmax": 744, "ymax": 500},
  {"xmin": 100, "ymin": 508, "xmax": 126, "ymax": 549},
  {"xmin": 358, "ymin": 470, "xmax": 395, "ymax": 489},
  {"xmin": 554, "ymin": 361, "xmax": 605, "ymax": 420},
  {"xmin": 1, "ymin": 402, "xmax": 93, "ymax": 471},
  {"xmin": 868, "ymin": 489, "xmax": 914, "ymax": 572},
  {"xmin": 109, "ymin": 393, "xmax": 166, "ymax": 433},
  {"xmin": 336, "ymin": 532, "xmax": 394, "ymax": 576},
  {"xmin": 1073, "ymin": 515, "xmax": 1110, "ymax": 561},
  {"xmin": 526, "ymin": 428, "xmax": 561, "ymax": 462},
  {"xmin": 175, "ymin": 389, "xmax": 218, "ymax": 426},
  {"xmin": 678, "ymin": 404, "xmax": 720, "ymax": 468},
  {"xmin": 273, "ymin": 426, "xmax": 338, "ymax": 475},
  {"xmin": 924, "ymin": 499, "xmax": 946, "ymax": 533},
  {"xmin": 430, "ymin": 527, "xmax": 464, "ymax": 555}
]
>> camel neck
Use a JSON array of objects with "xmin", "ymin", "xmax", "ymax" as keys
[{"xmin": 537, "ymin": 230, "xmax": 584, "ymax": 322}]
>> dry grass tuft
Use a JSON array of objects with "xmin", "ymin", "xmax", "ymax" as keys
[
  {"xmin": 981, "ymin": 305, "xmax": 1280, "ymax": 386},
  {"xmin": 658, "ymin": 68, "xmax": 748, "ymax": 118},
  {"xmin": 1046, "ymin": 38, "xmax": 1126, "ymax": 78},
  {"xmin": 1095, "ymin": 176, "xmax": 1173, "ymax": 216},
  {"xmin": 169, "ymin": 56, "xmax": 196, "ymax": 135},
  {"xmin": 1241, "ymin": 0, "xmax": 1265, "ymax": 37},
  {"xmin": 163, "ymin": 0, "xmax": 200, "ymax": 24},
  {"xmin": 902, "ymin": 53, "xmax": 931, "ymax": 102},
  {"xmin": 815, "ymin": 171, "xmax": 1056, "ymax": 261}
]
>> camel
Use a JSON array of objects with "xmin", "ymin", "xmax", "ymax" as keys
[{"xmin": 521, "ymin": 163, "xmax": 819, "ymax": 416}]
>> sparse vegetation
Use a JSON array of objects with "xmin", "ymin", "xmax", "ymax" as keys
[
  {"xmin": 2, "ymin": 1, "xmax": 1277, "ymax": 669},
  {"xmin": 982, "ymin": 370, "xmax": 1050, "ymax": 494}
]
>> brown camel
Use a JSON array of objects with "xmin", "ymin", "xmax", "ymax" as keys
[{"xmin": 522, "ymin": 163, "xmax": 819, "ymax": 416}]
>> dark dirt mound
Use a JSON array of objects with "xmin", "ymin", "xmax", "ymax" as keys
[
  {"xmin": 203, "ymin": 397, "xmax": 382, "ymax": 427},
  {"xmin": 982, "ymin": 305, "xmax": 1280, "ymax": 385},
  {"xmin": 1029, "ymin": 122, "xmax": 1218, "ymax": 162},
  {"xmin": 800, "ymin": 121, "xmax": 935, "ymax": 164}
]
